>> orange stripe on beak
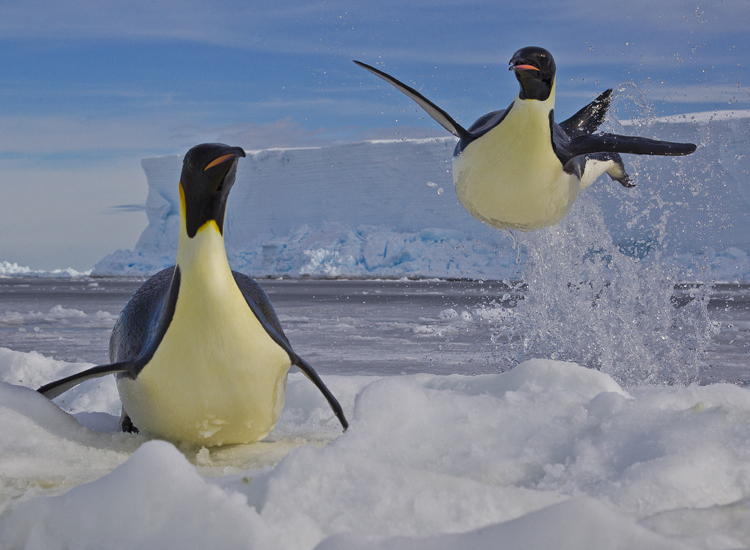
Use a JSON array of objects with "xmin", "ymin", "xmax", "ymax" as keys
[
  {"xmin": 514, "ymin": 64, "xmax": 540, "ymax": 71},
  {"xmin": 204, "ymin": 153, "xmax": 236, "ymax": 171}
]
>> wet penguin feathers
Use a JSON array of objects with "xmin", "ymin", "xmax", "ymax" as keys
[
  {"xmin": 354, "ymin": 47, "xmax": 697, "ymax": 231},
  {"xmin": 355, "ymin": 48, "xmax": 696, "ymax": 164}
]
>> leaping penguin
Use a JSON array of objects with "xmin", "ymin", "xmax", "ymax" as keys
[
  {"xmin": 38, "ymin": 143, "xmax": 348, "ymax": 445},
  {"xmin": 354, "ymin": 47, "xmax": 697, "ymax": 232}
]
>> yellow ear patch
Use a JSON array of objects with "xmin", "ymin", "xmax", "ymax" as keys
[{"xmin": 179, "ymin": 182, "xmax": 186, "ymax": 218}]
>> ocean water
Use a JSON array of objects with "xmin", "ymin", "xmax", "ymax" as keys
[{"xmin": 0, "ymin": 275, "xmax": 746, "ymax": 385}]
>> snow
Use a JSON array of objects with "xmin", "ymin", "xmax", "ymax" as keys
[
  {"xmin": 92, "ymin": 108, "xmax": 750, "ymax": 281},
  {"xmin": 0, "ymin": 261, "xmax": 91, "ymax": 278},
  {"xmin": 0, "ymin": 305, "xmax": 116, "ymax": 329},
  {"xmin": 2, "ymin": 347, "xmax": 750, "ymax": 549}
]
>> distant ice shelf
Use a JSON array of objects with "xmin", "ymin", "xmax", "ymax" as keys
[
  {"xmin": 93, "ymin": 111, "xmax": 750, "ymax": 281},
  {"xmin": 0, "ymin": 261, "xmax": 91, "ymax": 279}
]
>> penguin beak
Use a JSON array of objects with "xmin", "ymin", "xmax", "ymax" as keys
[
  {"xmin": 204, "ymin": 147, "xmax": 246, "ymax": 193},
  {"xmin": 512, "ymin": 64, "xmax": 540, "ymax": 72},
  {"xmin": 205, "ymin": 147, "xmax": 246, "ymax": 171},
  {"xmin": 509, "ymin": 58, "xmax": 541, "ymax": 76},
  {"xmin": 205, "ymin": 153, "xmax": 237, "ymax": 171}
]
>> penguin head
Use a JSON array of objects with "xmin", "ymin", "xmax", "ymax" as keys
[
  {"xmin": 179, "ymin": 143, "xmax": 246, "ymax": 238},
  {"xmin": 509, "ymin": 46, "xmax": 556, "ymax": 101}
]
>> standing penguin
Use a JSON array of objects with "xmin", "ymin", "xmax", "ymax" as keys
[
  {"xmin": 38, "ymin": 143, "xmax": 348, "ymax": 445},
  {"xmin": 355, "ymin": 47, "xmax": 697, "ymax": 232}
]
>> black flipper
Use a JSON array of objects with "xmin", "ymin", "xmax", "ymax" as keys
[
  {"xmin": 234, "ymin": 272, "xmax": 349, "ymax": 431},
  {"xmin": 232, "ymin": 271, "xmax": 290, "ymax": 347},
  {"xmin": 40, "ymin": 266, "xmax": 180, "ymax": 407},
  {"xmin": 354, "ymin": 60, "xmax": 469, "ymax": 140},
  {"xmin": 567, "ymin": 134, "xmax": 697, "ymax": 159},
  {"xmin": 560, "ymin": 89, "xmax": 612, "ymax": 138},
  {"xmin": 38, "ymin": 361, "xmax": 137, "ymax": 400},
  {"xmin": 290, "ymin": 354, "xmax": 349, "ymax": 431}
]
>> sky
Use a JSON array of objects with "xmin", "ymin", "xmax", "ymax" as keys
[{"xmin": 0, "ymin": 0, "xmax": 748, "ymax": 270}]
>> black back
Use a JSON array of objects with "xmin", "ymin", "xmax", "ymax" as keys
[
  {"xmin": 454, "ymin": 106, "xmax": 513, "ymax": 156},
  {"xmin": 110, "ymin": 266, "xmax": 176, "ymax": 365},
  {"xmin": 109, "ymin": 266, "xmax": 290, "ymax": 367}
]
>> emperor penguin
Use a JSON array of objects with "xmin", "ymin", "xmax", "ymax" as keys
[
  {"xmin": 354, "ymin": 47, "xmax": 697, "ymax": 232},
  {"xmin": 38, "ymin": 143, "xmax": 348, "ymax": 445}
]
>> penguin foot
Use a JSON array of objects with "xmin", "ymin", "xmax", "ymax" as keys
[
  {"xmin": 606, "ymin": 160, "xmax": 634, "ymax": 188},
  {"xmin": 615, "ymin": 173, "xmax": 634, "ymax": 188},
  {"xmin": 598, "ymin": 152, "xmax": 635, "ymax": 188},
  {"xmin": 119, "ymin": 410, "xmax": 139, "ymax": 434}
]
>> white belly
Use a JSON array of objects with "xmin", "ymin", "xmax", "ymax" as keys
[
  {"xmin": 452, "ymin": 98, "xmax": 580, "ymax": 232},
  {"xmin": 117, "ymin": 228, "xmax": 291, "ymax": 445}
]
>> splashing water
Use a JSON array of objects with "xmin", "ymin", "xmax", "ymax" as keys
[
  {"xmin": 501, "ymin": 197, "xmax": 714, "ymax": 385},
  {"xmin": 491, "ymin": 84, "xmax": 717, "ymax": 386}
]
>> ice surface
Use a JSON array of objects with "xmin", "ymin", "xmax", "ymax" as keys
[
  {"xmin": 92, "ymin": 107, "xmax": 750, "ymax": 281},
  {"xmin": 2, "ymin": 348, "xmax": 750, "ymax": 549},
  {"xmin": 0, "ymin": 261, "xmax": 90, "ymax": 278}
]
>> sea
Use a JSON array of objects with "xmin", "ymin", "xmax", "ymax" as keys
[{"xmin": 1, "ymin": 276, "xmax": 747, "ymax": 386}]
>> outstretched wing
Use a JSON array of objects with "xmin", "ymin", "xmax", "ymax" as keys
[
  {"xmin": 288, "ymin": 353, "xmax": 348, "ymax": 431},
  {"xmin": 233, "ymin": 272, "xmax": 348, "ymax": 431},
  {"xmin": 566, "ymin": 134, "xmax": 697, "ymax": 160},
  {"xmin": 560, "ymin": 89, "xmax": 612, "ymax": 138},
  {"xmin": 354, "ymin": 60, "xmax": 469, "ymax": 140},
  {"xmin": 39, "ymin": 266, "xmax": 180, "ymax": 401},
  {"xmin": 38, "ymin": 361, "xmax": 136, "ymax": 400}
]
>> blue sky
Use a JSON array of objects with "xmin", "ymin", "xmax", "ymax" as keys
[{"xmin": 0, "ymin": 0, "xmax": 747, "ymax": 270}]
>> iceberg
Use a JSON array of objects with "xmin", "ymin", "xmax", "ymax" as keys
[{"xmin": 93, "ymin": 112, "xmax": 750, "ymax": 281}]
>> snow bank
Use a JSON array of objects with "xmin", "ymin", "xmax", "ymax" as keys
[
  {"xmin": 93, "ymin": 110, "xmax": 750, "ymax": 280},
  {"xmin": 2, "ymin": 348, "xmax": 750, "ymax": 549},
  {"xmin": 0, "ymin": 261, "xmax": 91, "ymax": 278}
]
